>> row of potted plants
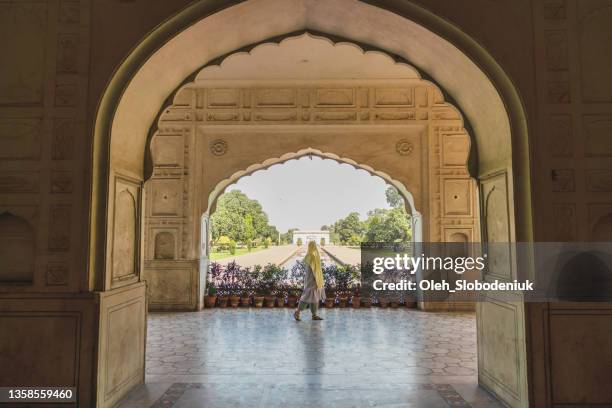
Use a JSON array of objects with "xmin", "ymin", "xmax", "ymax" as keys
[{"xmin": 204, "ymin": 261, "xmax": 417, "ymax": 308}]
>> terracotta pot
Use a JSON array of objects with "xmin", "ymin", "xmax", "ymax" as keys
[
  {"xmin": 324, "ymin": 298, "xmax": 335, "ymax": 308},
  {"xmin": 351, "ymin": 296, "xmax": 361, "ymax": 308},
  {"xmin": 264, "ymin": 296, "xmax": 276, "ymax": 308},
  {"xmin": 378, "ymin": 298, "xmax": 389, "ymax": 308},
  {"xmin": 204, "ymin": 295, "xmax": 217, "ymax": 308},
  {"xmin": 229, "ymin": 295, "xmax": 241, "ymax": 308},
  {"xmin": 404, "ymin": 299, "xmax": 417, "ymax": 308},
  {"xmin": 217, "ymin": 296, "xmax": 228, "ymax": 308},
  {"xmin": 253, "ymin": 296, "xmax": 264, "ymax": 308},
  {"xmin": 240, "ymin": 296, "xmax": 251, "ymax": 307},
  {"xmin": 361, "ymin": 297, "xmax": 372, "ymax": 308},
  {"xmin": 276, "ymin": 297, "xmax": 285, "ymax": 307},
  {"xmin": 287, "ymin": 296, "xmax": 298, "ymax": 308},
  {"xmin": 338, "ymin": 296, "xmax": 348, "ymax": 308}
]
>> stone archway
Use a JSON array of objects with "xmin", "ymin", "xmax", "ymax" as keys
[
  {"xmin": 90, "ymin": 1, "xmax": 532, "ymax": 407},
  {"xmin": 142, "ymin": 33, "xmax": 477, "ymax": 313}
]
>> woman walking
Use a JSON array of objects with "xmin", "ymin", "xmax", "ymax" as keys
[{"xmin": 294, "ymin": 241, "xmax": 325, "ymax": 321}]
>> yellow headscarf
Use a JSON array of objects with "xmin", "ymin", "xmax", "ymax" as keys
[{"xmin": 304, "ymin": 241, "xmax": 324, "ymax": 289}]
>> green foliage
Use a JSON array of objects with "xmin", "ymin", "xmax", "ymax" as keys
[
  {"xmin": 385, "ymin": 186, "xmax": 404, "ymax": 208},
  {"xmin": 347, "ymin": 234, "xmax": 362, "ymax": 246},
  {"xmin": 207, "ymin": 281, "xmax": 217, "ymax": 296},
  {"xmin": 229, "ymin": 240, "xmax": 236, "ymax": 255},
  {"xmin": 210, "ymin": 189, "xmax": 279, "ymax": 245},
  {"xmin": 364, "ymin": 207, "xmax": 411, "ymax": 243},
  {"xmin": 320, "ymin": 237, "xmax": 326, "ymax": 246},
  {"xmin": 280, "ymin": 228, "xmax": 298, "ymax": 244},
  {"xmin": 334, "ymin": 212, "xmax": 365, "ymax": 244},
  {"xmin": 296, "ymin": 237, "xmax": 303, "ymax": 246}
]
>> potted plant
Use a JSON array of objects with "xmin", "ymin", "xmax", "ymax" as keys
[
  {"xmin": 257, "ymin": 264, "xmax": 276, "ymax": 307},
  {"xmin": 225, "ymin": 261, "xmax": 241, "ymax": 307},
  {"xmin": 239, "ymin": 266, "xmax": 253, "ymax": 307},
  {"xmin": 351, "ymin": 283, "xmax": 361, "ymax": 308},
  {"xmin": 205, "ymin": 281, "xmax": 217, "ymax": 308},
  {"xmin": 217, "ymin": 285, "xmax": 229, "ymax": 307},
  {"xmin": 287, "ymin": 261, "xmax": 305, "ymax": 308},
  {"xmin": 251, "ymin": 265, "xmax": 265, "ymax": 307},
  {"xmin": 205, "ymin": 262, "xmax": 222, "ymax": 308},
  {"xmin": 273, "ymin": 265, "xmax": 288, "ymax": 307},
  {"xmin": 377, "ymin": 295, "xmax": 389, "ymax": 308},
  {"xmin": 323, "ymin": 264, "xmax": 337, "ymax": 308},
  {"xmin": 335, "ymin": 265, "xmax": 352, "ymax": 308}
]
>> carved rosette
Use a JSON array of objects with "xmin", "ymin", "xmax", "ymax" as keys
[
  {"xmin": 209, "ymin": 139, "xmax": 228, "ymax": 156},
  {"xmin": 396, "ymin": 139, "xmax": 414, "ymax": 156}
]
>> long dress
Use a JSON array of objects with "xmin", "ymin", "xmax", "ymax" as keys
[{"xmin": 299, "ymin": 263, "xmax": 326, "ymax": 304}]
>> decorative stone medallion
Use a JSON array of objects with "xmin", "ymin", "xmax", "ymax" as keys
[
  {"xmin": 209, "ymin": 139, "xmax": 228, "ymax": 156},
  {"xmin": 396, "ymin": 139, "xmax": 414, "ymax": 156}
]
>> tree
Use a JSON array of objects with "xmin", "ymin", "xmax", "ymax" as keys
[
  {"xmin": 364, "ymin": 207, "xmax": 411, "ymax": 243},
  {"xmin": 385, "ymin": 186, "xmax": 404, "ymax": 208},
  {"xmin": 210, "ymin": 190, "xmax": 279, "ymax": 245},
  {"xmin": 281, "ymin": 228, "xmax": 298, "ymax": 244},
  {"xmin": 334, "ymin": 212, "xmax": 364, "ymax": 244},
  {"xmin": 216, "ymin": 235, "xmax": 231, "ymax": 251}
]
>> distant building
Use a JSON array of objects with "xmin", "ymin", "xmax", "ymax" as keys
[{"xmin": 292, "ymin": 230, "xmax": 331, "ymax": 245}]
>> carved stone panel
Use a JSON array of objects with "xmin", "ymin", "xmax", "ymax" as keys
[
  {"xmin": 0, "ymin": 1, "xmax": 47, "ymax": 105},
  {"xmin": 56, "ymin": 33, "xmax": 78, "ymax": 73},
  {"xmin": 544, "ymin": 0, "xmax": 566, "ymax": 19},
  {"xmin": 0, "ymin": 172, "xmax": 39, "ymax": 193},
  {"xmin": 50, "ymin": 171, "xmax": 73, "ymax": 194},
  {"xmin": 52, "ymin": 118, "xmax": 75, "ymax": 160},
  {"xmin": 552, "ymin": 204, "xmax": 576, "ymax": 241},
  {"xmin": 58, "ymin": 0, "xmax": 79, "ymax": 24},
  {"xmin": 552, "ymin": 169, "xmax": 575, "ymax": 192},
  {"xmin": 46, "ymin": 262, "xmax": 68, "ymax": 286},
  {"xmin": 151, "ymin": 135, "xmax": 184, "ymax": 167},
  {"xmin": 441, "ymin": 133, "xmax": 470, "ymax": 166},
  {"xmin": 584, "ymin": 116, "xmax": 612, "ymax": 157},
  {"xmin": 150, "ymin": 179, "xmax": 182, "ymax": 217},
  {"xmin": 48, "ymin": 206, "xmax": 71, "ymax": 252},
  {"xmin": 549, "ymin": 115, "xmax": 572, "ymax": 157},
  {"xmin": 0, "ymin": 118, "xmax": 42, "ymax": 160},
  {"xmin": 545, "ymin": 30, "xmax": 569, "ymax": 71},
  {"xmin": 443, "ymin": 178, "xmax": 472, "ymax": 217},
  {"xmin": 0, "ymin": 213, "xmax": 35, "ymax": 283},
  {"xmin": 481, "ymin": 173, "xmax": 512, "ymax": 280},
  {"xmin": 580, "ymin": 6, "xmax": 612, "ymax": 102},
  {"xmin": 586, "ymin": 170, "xmax": 612, "ymax": 192},
  {"xmin": 111, "ymin": 181, "xmax": 139, "ymax": 283},
  {"xmin": 154, "ymin": 231, "xmax": 176, "ymax": 260}
]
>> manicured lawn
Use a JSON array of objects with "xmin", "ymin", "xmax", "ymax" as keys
[{"xmin": 209, "ymin": 246, "xmax": 267, "ymax": 261}]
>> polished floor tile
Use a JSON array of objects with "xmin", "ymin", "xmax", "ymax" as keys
[{"xmin": 119, "ymin": 309, "xmax": 503, "ymax": 407}]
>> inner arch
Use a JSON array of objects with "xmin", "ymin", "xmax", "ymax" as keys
[{"xmin": 206, "ymin": 148, "xmax": 419, "ymax": 218}]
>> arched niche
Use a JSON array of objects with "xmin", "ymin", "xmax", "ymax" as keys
[{"xmin": 0, "ymin": 212, "xmax": 35, "ymax": 283}]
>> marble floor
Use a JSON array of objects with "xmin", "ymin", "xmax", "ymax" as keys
[{"xmin": 118, "ymin": 309, "xmax": 503, "ymax": 407}]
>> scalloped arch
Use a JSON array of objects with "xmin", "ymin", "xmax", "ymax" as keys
[{"xmin": 206, "ymin": 148, "xmax": 419, "ymax": 217}]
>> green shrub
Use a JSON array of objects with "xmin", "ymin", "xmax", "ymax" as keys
[{"xmin": 229, "ymin": 240, "xmax": 236, "ymax": 255}]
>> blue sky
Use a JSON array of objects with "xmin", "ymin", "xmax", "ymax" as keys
[{"xmin": 226, "ymin": 156, "xmax": 392, "ymax": 232}]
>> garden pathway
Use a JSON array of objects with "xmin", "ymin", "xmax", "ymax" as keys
[
  {"xmin": 118, "ymin": 309, "xmax": 503, "ymax": 407},
  {"xmin": 216, "ymin": 245, "xmax": 297, "ymax": 267},
  {"xmin": 322, "ymin": 245, "xmax": 362, "ymax": 266}
]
